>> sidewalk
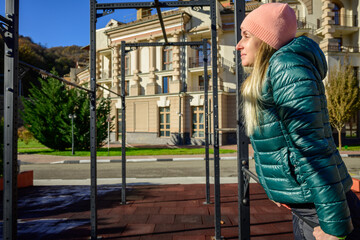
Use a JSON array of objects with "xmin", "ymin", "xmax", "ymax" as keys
[{"xmin": 18, "ymin": 144, "xmax": 360, "ymax": 164}]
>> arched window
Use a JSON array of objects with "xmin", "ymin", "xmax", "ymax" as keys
[{"xmin": 332, "ymin": 3, "xmax": 340, "ymax": 25}]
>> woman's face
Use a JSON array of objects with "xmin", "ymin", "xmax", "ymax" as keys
[{"xmin": 236, "ymin": 30, "xmax": 262, "ymax": 67}]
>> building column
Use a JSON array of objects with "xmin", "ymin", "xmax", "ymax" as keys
[
  {"xmin": 170, "ymin": 32, "xmax": 181, "ymax": 93},
  {"xmin": 320, "ymin": 0, "xmax": 337, "ymax": 52},
  {"xmin": 130, "ymin": 41, "xmax": 141, "ymax": 96},
  {"xmin": 96, "ymin": 52, "xmax": 101, "ymax": 80},
  {"xmin": 111, "ymin": 45, "xmax": 120, "ymax": 96},
  {"xmin": 217, "ymin": 28, "xmax": 223, "ymax": 91},
  {"xmin": 340, "ymin": 7, "xmax": 346, "ymax": 26},
  {"xmin": 146, "ymin": 36, "xmax": 157, "ymax": 95}
]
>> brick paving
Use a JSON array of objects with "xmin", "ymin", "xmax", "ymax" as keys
[
  {"xmin": 1, "ymin": 182, "xmax": 360, "ymax": 239},
  {"xmin": 0, "ymin": 183, "xmax": 290, "ymax": 240},
  {"xmin": 8, "ymin": 144, "xmax": 360, "ymax": 239}
]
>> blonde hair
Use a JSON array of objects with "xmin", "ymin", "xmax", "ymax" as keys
[{"xmin": 241, "ymin": 41, "xmax": 276, "ymax": 136}]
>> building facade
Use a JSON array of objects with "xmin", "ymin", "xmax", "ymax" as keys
[{"xmin": 72, "ymin": 0, "xmax": 360, "ymax": 145}]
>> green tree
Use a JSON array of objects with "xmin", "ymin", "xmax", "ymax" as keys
[
  {"xmin": 325, "ymin": 60, "xmax": 360, "ymax": 150},
  {"xmin": 21, "ymin": 72, "xmax": 113, "ymax": 151},
  {"xmin": 69, "ymin": 90, "xmax": 114, "ymax": 150}
]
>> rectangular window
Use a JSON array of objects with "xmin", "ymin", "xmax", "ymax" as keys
[
  {"xmin": 163, "ymin": 46, "xmax": 173, "ymax": 70},
  {"xmin": 192, "ymin": 106, "xmax": 205, "ymax": 138},
  {"xmin": 335, "ymin": 38, "xmax": 342, "ymax": 51},
  {"xmin": 102, "ymin": 53, "xmax": 112, "ymax": 79},
  {"xmin": 162, "ymin": 76, "xmax": 172, "ymax": 93},
  {"xmin": 193, "ymin": 42, "xmax": 211, "ymax": 68},
  {"xmin": 353, "ymin": 67, "xmax": 359, "ymax": 84},
  {"xmin": 120, "ymin": 81, "xmax": 129, "ymax": 96},
  {"xmin": 125, "ymin": 53, "xmax": 130, "ymax": 75},
  {"xmin": 345, "ymin": 113, "xmax": 358, "ymax": 138},
  {"xmin": 198, "ymin": 75, "xmax": 211, "ymax": 91},
  {"xmin": 199, "ymin": 76, "xmax": 204, "ymax": 90},
  {"xmin": 159, "ymin": 107, "xmax": 170, "ymax": 137},
  {"xmin": 117, "ymin": 109, "xmax": 123, "ymax": 141}
]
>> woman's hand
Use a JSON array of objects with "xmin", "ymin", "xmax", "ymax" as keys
[
  {"xmin": 271, "ymin": 200, "xmax": 281, "ymax": 207},
  {"xmin": 313, "ymin": 226, "xmax": 340, "ymax": 240}
]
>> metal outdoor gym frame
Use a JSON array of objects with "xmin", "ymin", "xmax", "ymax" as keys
[
  {"xmin": 2, "ymin": 0, "xmax": 251, "ymax": 240},
  {"xmin": 91, "ymin": 0, "xmax": 225, "ymax": 239},
  {"xmin": 1, "ymin": 1, "xmax": 19, "ymax": 239}
]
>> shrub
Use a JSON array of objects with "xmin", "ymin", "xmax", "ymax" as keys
[{"xmin": 18, "ymin": 126, "xmax": 34, "ymax": 144}]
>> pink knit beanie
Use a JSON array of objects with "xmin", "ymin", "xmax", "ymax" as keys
[{"xmin": 241, "ymin": 3, "xmax": 297, "ymax": 50}]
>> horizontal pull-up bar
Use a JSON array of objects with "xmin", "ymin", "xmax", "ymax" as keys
[
  {"xmin": 241, "ymin": 167, "xmax": 319, "ymax": 229},
  {"xmin": 0, "ymin": 14, "xmax": 12, "ymax": 25},
  {"xmin": 19, "ymin": 61, "xmax": 93, "ymax": 93},
  {"xmin": 96, "ymin": 84, "xmax": 123, "ymax": 98},
  {"xmin": 124, "ymin": 41, "xmax": 204, "ymax": 47},
  {"xmin": 96, "ymin": 0, "xmax": 211, "ymax": 10},
  {"xmin": 215, "ymin": 128, "xmax": 237, "ymax": 132}
]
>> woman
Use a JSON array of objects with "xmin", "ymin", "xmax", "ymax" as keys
[{"xmin": 236, "ymin": 3, "xmax": 360, "ymax": 240}]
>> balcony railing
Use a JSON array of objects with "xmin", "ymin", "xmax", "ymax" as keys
[
  {"xmin": 319, "ymin": 14, "xmax": 358, "ymax": 27},
  {"xmin": 188, "ymin": 85, "xmax": 212, "ymax": 92},
  {"xmin": 189, "ymin": 57, "xmax": 212, "ymax": 68},
  {"xmin": 221, "ymin": 57, "xmax": 236, "ymax": 74},
  {"xmin": 199, "ymin": 85, "xmax": 212, "ymax": 91},
  {"xmin": 101, "ymin": 70, "xmax": 112, "ymax": 79},
  {"xmin": 326, "ymin": 45, "xmax": 359, "ymax": 53},
  {"xmin": 297, "ymin": 18, "xmax": 319, "ymax": 34}
]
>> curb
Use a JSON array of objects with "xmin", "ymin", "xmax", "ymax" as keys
[
  {"xmin": 22, "ymin": 154, "xmax": 359, "ymax": 165},
  {"xmin": 341, "ymin": 154, "xmax": 360, "ymax": 158},
  {"xmin": 50, "ymin": 156, "xmax": 240, "ymax": 164}
]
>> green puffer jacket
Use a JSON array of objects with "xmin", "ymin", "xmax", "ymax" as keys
[{"xmin": 250, "ymin": 36, "xmax": 353, "ymax": 236}]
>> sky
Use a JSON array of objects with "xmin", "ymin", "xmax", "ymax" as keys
[{"xmin": 0, "ymin": 0, "xmax": 152, "ymax": 48}]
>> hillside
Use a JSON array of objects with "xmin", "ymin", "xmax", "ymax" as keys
[{"xmin": 0, "ymin": 36, "xmax": 89, "ymax": 96}]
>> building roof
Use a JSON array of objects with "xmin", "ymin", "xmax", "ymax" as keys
[
  {"xmin": 246, "ymin": 0, "xmax": 262, "ymax": 11},
  {"xmin": 105, "ymin": 9, "xmax": 185, "ymax": 34}
]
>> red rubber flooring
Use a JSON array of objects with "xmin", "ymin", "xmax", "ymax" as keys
[{"xmin": 3, "ymin": 183, "xmax": 359, "ymax": 239}]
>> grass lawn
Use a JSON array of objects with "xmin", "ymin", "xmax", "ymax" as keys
[
  {"xmin": 341, "ymin": 145, "xmax": 360, "ymax": 151},
  {"xmin": 18, "ymin": 139, "xmax": 236, "ymax": 156}
]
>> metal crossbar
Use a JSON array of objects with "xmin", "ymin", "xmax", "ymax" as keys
[
  {"xmin": 19, "ymin": 61, "xmax": 121, "ymax": 99},
  {"xmin": 91, "ymin": 1, "xmax": 220, "ymax": 239},
  {"xmin": 96, "ymin": 0, "xmax": 211, "ymax": 9},
  {"xmin": 242, "ymin": 167, "xmax": 319, "ymax": 230},
  {"xmin": 19, "ymin": 61, "xmax": 93, "ymax": 93}
]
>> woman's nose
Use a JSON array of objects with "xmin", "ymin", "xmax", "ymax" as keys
[{"xmin": 236, "ymin": 40, "xmax": 242, "ymax": 51}]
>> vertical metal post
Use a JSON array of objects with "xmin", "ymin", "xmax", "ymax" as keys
[
  {"xmin": 209, "ymin": 99, "xmax": 212, "ymax": 145},
  {"xmin": 234, "ymin": 0, "xmax": 250, "ymax": 239},
  {"xmin": 178, "ymin": 93, "xmax": 182, "ymax": 145},
  {"xmin": 210, "ymin": 0, "xmax": 222, "ymax": 239},
  {"xmin": 203, "ymin": 39, "xmax": 210, "ymax": 204},
  {"xmin": 89, "ymin": 0, "xmax": 98, "ymax": 239},
  {"xmin": 71, "ymin": 115, "xmax": 75, "ymax": 155},
  {"xmin": 120, "ymin": 41, "xmax": 127, "ymax": 205},
  {"xmin": 3, "ymin": 0, "xmax": 19, "ymax": 239},
  {"xmin": 108, "ymin": 116, "xmax": 110, "ymax": 156}
]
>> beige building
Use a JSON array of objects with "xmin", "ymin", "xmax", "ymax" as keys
[
  {"xmin": 269, "ymin": 0, "xmax": 360, "ymax": 143},
  {"xmin": 72, "ymin": 0, "xmax": 360, "ymax": 145}
]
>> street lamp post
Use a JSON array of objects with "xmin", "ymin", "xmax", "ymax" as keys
[{"xmin": 69, "ymin": 113, "xmax": 77, "ymax": 155}]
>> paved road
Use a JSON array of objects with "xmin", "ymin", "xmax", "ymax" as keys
[
  {"xmin": 20, "ymin": 157, "xmax": 360, "ymax": 185},
  {"xmin": 20, "ymin": 159, "xmax": 253, "ymax": 178}
]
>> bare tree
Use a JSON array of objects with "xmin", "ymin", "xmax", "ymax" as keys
[{"xmin": 325, "ymin": 59, "xmax": 360, "ymax": 150}]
